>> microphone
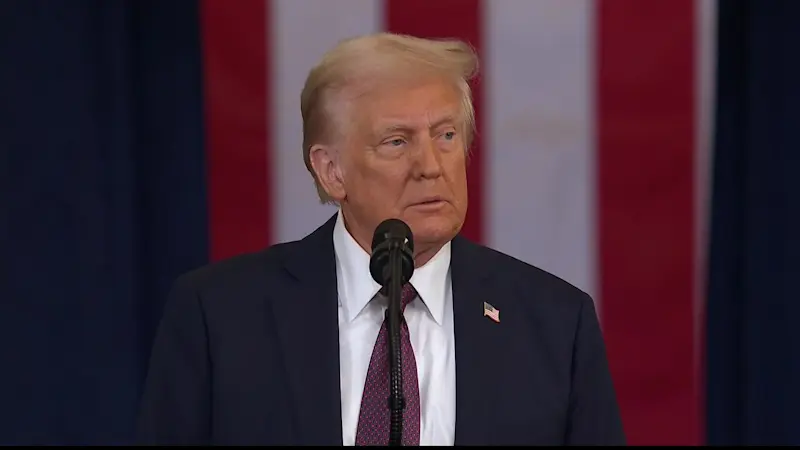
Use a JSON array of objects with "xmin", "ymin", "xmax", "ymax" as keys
[
  {"xmin": 370, "ymin": 218, "xmax": 415, "ymax": 287},
  {"xmin": 369, "ymin": 218, "xmax": 414, "ymax": 446}
]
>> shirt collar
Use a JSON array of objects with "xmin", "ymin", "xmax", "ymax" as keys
[{"xmin": 333, "ymin": 209, "xmax": 450, "ymax": 326}]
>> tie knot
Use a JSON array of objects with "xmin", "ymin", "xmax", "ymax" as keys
[{"xmin": 401, "ymin": 283, "xmax": 417, "ymax": 311}]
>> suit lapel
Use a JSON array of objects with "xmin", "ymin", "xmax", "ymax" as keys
[
  {"xmin": 451, "ymin": 235, "xmax": 504, "ymax": 446},
  {"xmin": 271, "ymin": 215, "xmax": 343, "ymax": 445}
]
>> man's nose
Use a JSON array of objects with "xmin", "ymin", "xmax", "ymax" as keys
[{"xmin": 413, "ymin": 137, "xmax": 443, "ymax": 179}]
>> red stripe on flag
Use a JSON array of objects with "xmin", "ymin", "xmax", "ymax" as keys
[
  {"xmin": 201, "ymin": 0, "xmax": 272, "ymax": 261},
  {"xmin": 385, "ymin": 0, "xmax": 485, "ymax": 244},
  {"xmin": 597, "ymin": 0, "xmax": 699, "ymax": 445}
]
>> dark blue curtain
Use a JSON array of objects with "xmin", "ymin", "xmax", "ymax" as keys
[
  {"xmin": 706, "ymin": 0, "xmax": 800, "ymax": 445},
  {"xmin": 0, "ymin": 0, "xmax": 207, "ymax": 445}
]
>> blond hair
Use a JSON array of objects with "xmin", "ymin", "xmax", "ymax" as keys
[{"xmin": 300, "ymin": 32, "xmax": 480, "ymax": 203}]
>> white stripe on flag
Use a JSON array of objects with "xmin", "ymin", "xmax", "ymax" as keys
[
  {"xmin": 694, "ymin": 0, "xmax": 717, "ymax": 357},
  {"xmin": 485, "ymin": 0, "xmax": 597, "ymax": 299}
]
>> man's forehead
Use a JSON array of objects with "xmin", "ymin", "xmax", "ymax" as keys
[
  {"xmin": 372, "ymin": 111, "xmax": 463, "ymax": 132},
  {"xmin": 333, "ymin": 76, "xmax": 466, "ymax": 134},
  {"xmin": 347, "ymin": 74, "xmax": 460, "ymax": 104}
]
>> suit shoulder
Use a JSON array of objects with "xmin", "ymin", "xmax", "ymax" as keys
[
  {"xmin": 470, "ymin": 241, "xmax": 592, "ymax": 306},
  {"xmin": 172, "ymin": 240, "xmax": 297, "ymax": 295}
]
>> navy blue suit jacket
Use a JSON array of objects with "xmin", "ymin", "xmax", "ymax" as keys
[{"xmin": 136, "ymin": 215, "xmax": 625, "ymax": 445}]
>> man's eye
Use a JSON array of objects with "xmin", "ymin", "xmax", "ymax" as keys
[
  {"xmin": 443, "ymin": 131, "xmax": 456, "ymax": 140},
  {"xmin": 387, "ymin": 138, "xmax": 405, "ymax": 146}
]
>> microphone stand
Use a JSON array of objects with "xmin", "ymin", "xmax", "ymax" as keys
[{"xmin": 386, "ymin": 240, "xmax": 405, "ymax": 446}]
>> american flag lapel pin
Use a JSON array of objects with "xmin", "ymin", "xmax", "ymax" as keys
[{"xmin": 483, "ymin": 302, "xmax": 500, "ymax": 323}]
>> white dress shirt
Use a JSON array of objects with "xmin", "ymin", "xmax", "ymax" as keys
[{"xmin": 333, "ymin": 210, "xmax": 456, "ymax": 446}]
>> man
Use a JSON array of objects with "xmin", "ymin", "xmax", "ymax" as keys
[{"xmin": 136, "ymin": 33, "xmax": 625, "ymax": 446}]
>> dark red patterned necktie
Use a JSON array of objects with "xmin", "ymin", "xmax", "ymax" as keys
[{"xmin": 355, "ymin": 283, "xmax": 421, "ymax": 446}]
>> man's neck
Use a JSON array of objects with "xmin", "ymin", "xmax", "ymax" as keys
[{"xmin": 411, "ymin": 244, "xmax": 444, "ymax": 268}]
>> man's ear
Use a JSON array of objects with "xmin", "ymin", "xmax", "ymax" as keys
[{"xmin": 308, "ymin": 144, "xmax": 346, "ymax": 202}]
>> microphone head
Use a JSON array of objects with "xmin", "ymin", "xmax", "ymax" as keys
[
  {"xmin": 370, "ymin": 218, "xmax": 414, "ymax": 254},
  {"xmin": 369, "ymin": 218, "xmax": 415, "ymax": 287}
]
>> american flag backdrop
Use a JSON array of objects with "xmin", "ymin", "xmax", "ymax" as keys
[{"xmin": 200, "ymin": 0, "xmax": 717, "ymax": 445}]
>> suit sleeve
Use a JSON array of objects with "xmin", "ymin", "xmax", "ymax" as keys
[
  {"xmin": 565, "ymin": 293, "xmax": 626, "ymax": 445},
  {"xmin": 135, "ymin": 276, "xmax": 211, "ymax": 445}
]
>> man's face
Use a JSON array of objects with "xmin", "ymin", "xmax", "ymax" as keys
[{"xmin": 334, "ymin": 76, "xmax": 469, "ymax": 255}]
